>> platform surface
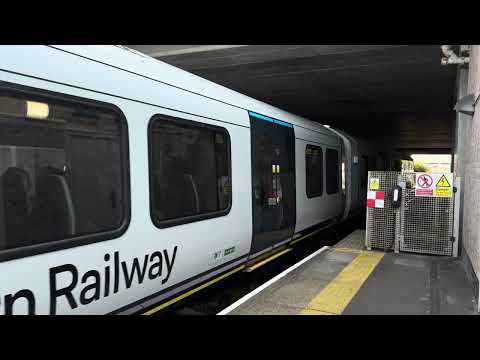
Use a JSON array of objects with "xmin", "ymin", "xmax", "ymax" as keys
[{"xmin": 226, "ymin": 230, "xmax": 478, "ymax": 315}]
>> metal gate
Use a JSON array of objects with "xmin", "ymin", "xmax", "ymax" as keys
[
  {"xmin": 365, "ymin": 171, "xmax": 399, "ymax": 251},
  {"xmin": 366, "ymin": 171, "xmax": 459, "ymax": 257}
]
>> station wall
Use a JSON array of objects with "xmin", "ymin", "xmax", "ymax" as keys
[{"xmin": 462, "ymin": 45, "xmax": 480, "ymax": 308}]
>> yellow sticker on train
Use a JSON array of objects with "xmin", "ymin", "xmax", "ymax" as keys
[{"xmin": 370, "ymin": 178, "xmax": 380, "ymax": 190}]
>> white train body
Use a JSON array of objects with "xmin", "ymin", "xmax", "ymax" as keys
[{"xmin": 0, "ymin": 46, "xmax": 389, "ymax": 314}]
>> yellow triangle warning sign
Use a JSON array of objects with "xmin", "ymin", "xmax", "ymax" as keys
[{"xmin": 436, "ymin": 175, "xmax": 451, "ymax": 188}]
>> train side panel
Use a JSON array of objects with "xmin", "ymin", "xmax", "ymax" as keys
[
  {"xmin": 0, "ymin": 46, "xmax": 251, "ymax": 129},
  {"xmin": 0, "ymin": 65, "xmax": 253, "ymax": 314},
  {"xmin": 294, "ymin": 126, "xmax": 343, "ymax": 233}
]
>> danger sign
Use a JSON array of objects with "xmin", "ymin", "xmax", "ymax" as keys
[
  {"xmin": 415, "ymin": 173, "xmax": 453, "ymax": 198},
  {"xmin": 436, "ymin": 175, "xmax": 451, "ymax": 187},
  {"xmin": 434, "ymin": 175, "xmax": 452, "ymax": 197}
]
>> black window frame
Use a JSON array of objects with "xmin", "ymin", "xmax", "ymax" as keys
[
  {"xmin": 326, "ymin": 148, "xmax": 340, "ymax": 195},
  {"xmin": 148, "ymin": 114, "xmax": 232, "ymax": 229},
  {"xmin": 305, "ymin": 144, "xmax": 323, "ymax": 198},
  {"xmin": 0, "ymin": 80, "xmax": 131, "ymax": 263}
]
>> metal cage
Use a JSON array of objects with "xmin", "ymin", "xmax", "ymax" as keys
[
  {"xmin": 397, "ymin": 173, "xmax": 454, "ymax": 256},
  {"xmin": 366, "ymin": 171, "xmax": 457, "ymax": 257}
]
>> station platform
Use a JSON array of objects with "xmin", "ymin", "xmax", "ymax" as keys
[{"xmin": 219, "ymin": 230, "xmax": 478, "ymax": 315}]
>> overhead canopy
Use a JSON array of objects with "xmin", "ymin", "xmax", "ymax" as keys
[{"xmin": 128, "ymin": 45, "xmax": 457, "ymax": 153}]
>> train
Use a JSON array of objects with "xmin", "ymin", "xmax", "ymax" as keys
[{"xmin": 0, "ymin": 45, "xmax": 405, "ymax": 314}]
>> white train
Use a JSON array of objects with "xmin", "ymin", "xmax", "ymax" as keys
[{"xmin": 0, "ymin": 45, "xmax": 401, "ymax": 314}]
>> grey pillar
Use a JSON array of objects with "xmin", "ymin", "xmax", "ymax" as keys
[{"xmin": 453, "ymin": 65, "xmax": 471, "ymax": 257}]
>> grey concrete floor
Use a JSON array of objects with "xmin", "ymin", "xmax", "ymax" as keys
[
  {"xmin": 343, "ymin": 251, "xmax": 478, "ymax": 315},
  {"xmin": 228, "ymin": 230, "xmax": 478, "ymax": 315}
]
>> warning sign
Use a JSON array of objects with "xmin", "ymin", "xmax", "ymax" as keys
[
  {"xmin": 370, "ymin": 178, "xmax": 380, "ymax": 190},
  {"xmin": 434, "ymin": 174, "xmax": 452, "ymax": 197},
  {"xmin": 415, "ymin": 173, "xmax": 453, "ymax": 198},
  {"xmin": 436, "ymin": 175, "xmax": 450, "ymax": 187},
  {"xmin": 415, "ymin": 173, "xmax": 434, "ymax": 196}
]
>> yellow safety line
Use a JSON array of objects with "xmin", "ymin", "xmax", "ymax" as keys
[
  {"xmin": 245, "ymin": 248, "xmax": 293, "ymax": 272},
  {"xmin": 300, "ymin": 309, "xmax": 336, "ymax": 315},
  {"xmin": 142, "ymin": 265, "xmax": 245, "ymax": 315},
  {"xmin": 300, "ymin": 250, "xmax": 384, "ymax": 315}
]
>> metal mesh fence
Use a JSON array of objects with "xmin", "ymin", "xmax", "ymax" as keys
[
  {"xmin": 366, "ymin": 171, "xmax": 400, "ymax": 251},
  {"xmin": 367, "ymin": 171, "xmax": 455, "ymax": 257},
  {"xmin": 398, "ymin": 173, "xmax": 454, "ymax": 256}
]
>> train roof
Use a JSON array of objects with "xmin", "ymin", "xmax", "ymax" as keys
[{"xmin": 48, "ymin": 45, "xmax": 336, "ymax": 137}]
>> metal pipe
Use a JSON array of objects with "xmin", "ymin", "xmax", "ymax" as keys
[{"xmin": 441, "ymin": 45, "xmax": 470, "ymax": 65}]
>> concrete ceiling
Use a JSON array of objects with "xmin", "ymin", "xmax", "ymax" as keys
[{"xmin": 127, "ymin": 45, "xmax": 458, "ymax": 153}]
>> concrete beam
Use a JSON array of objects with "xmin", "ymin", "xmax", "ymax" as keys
[{"xmin": 126, "ymin": 45, "xmax": 456, "ymax": 152}]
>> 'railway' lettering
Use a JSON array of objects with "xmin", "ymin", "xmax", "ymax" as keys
[
  {"xmin": 0, "ymin": 246, "xmax": 181, "ymax": 315},
  {"xmin": 49, "ymin": 264, "xmax": 79, "ymax": 314},
  {"xmin": 122, "ymin": 255, "xmax": 149, "ymax": 289},
  {"xmin": 1, "ymin": 246, "xmax": 178, "ymax": 315}
]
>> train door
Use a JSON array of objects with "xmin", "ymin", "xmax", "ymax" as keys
[
  {"xmin": 359, "ymin": 155, "xmax": 369, "ymax": 202},
  {"xmin": 341, "ymin": 143, "xmax": 346, "ymax": 206},
  {"xmin": 249, "ymin": 112, "xmax": 296, "ymax": 254}
]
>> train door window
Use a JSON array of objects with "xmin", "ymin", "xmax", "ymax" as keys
[
  {"xmin": 149, "ymin": 115, "xmax": 231, "ymax": 228},
  {"xmin": 361, "ymin": 155, "xmax": 368, "ymax": 190},
  {"xmin": 305, "ymin": 145, "xmax": 323, "ymax": 198},
  {"xmin": 326, "ymin": 148, "xmax": 339, "ymax": 194},
  {"xmin": 0, "ymin": 85, "xmax": 129, "ymax": 260},
  {"xmin": 341, "ymin": 151, "xmax": 346, "ymax": 196}
]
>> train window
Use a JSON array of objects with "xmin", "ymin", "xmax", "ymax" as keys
[
  {"xmin": 326, "ymin": 149, "xmax": 339, "ymax": 194},
  {"xmin": 149, "ymin": 115, "xmax": 231, "ymax": 228},
  {"xmin": 305, "ymin": 145, "xmax": 323, "ymax": 198},
  {"xmin": 360, "ymin": 155, "xmax": 368, "ymax": 189},
  {"xmin": 0, "ymin": 85, "xmax": 129, "ymax": 260}
]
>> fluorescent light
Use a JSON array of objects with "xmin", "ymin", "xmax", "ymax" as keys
[{"xmin": 26, "ymin": 101, "xmax": 49, "ymax": 119}]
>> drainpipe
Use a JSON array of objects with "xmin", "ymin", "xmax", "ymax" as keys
[{"xmin": 441, "ymin": 45, "xmax": 470, "ymax": 65}]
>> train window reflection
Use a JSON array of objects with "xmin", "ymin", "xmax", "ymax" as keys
[
  {"xmin": 149, "ymin": 115, "xmax": 231, "ymax": 228},
  {"xmin": 0, "ymin": 89, "xmax": 126, "ymax": 253},
  {"xmin": 305, "ymin": 145, "xmax": 323, "ymax": 198},
  {"xmin": 326, "ymin": 148, "xmax": 340, "ymax": 195}
]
